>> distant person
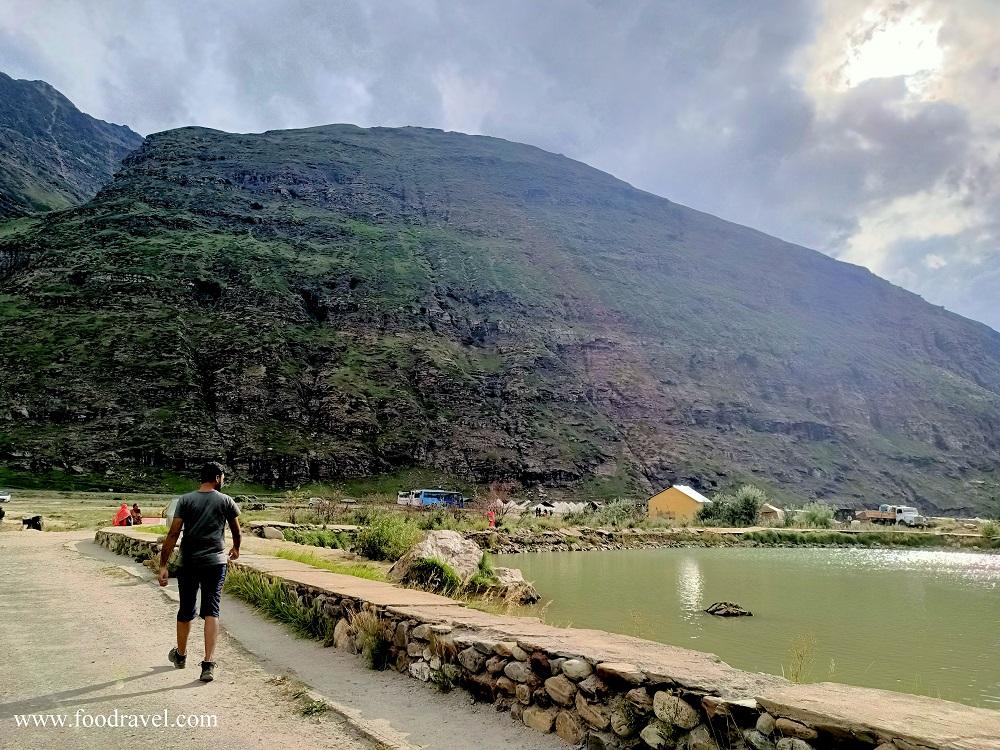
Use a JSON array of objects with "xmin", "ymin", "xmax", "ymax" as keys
[
  {"xmin": 487, "ymin": 509, "xmax": 496, "ymax": 528},
  {"xmin": 158, "ymin": 461, "xmax": 241, "ymax": 683},
  {"xmin": 112, "ymin": 502, "xmax": 130, "ymax": 526},
  {"xmin": 130, "ymin": 503, "xmax": 143, "ymax": 525}
]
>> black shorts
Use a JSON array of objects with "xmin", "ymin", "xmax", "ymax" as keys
[{"xmin": 177, "ymin": 564, "xmax": 227, "ymax": 622}]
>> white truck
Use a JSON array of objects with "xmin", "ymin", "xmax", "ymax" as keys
[
  {"xmin": 855, "ymin": 504, "xmax": 931, "ymax": 527},
  {"xmin": 0, "ymin": 489, "xmax": 11, "ymax": 503}
]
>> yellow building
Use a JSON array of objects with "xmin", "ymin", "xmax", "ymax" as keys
[{"xmin": 647, "ymin": 484, "xmax": 712, "ymax": 523}]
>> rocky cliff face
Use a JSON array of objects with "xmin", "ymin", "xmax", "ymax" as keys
[
  {"xmin": 0, "ymin": 124, "xmax": 998, "ymax": 513},
  {"xmin": 0, "ymin": 71, "xmax": 142, "ymax": 218}
]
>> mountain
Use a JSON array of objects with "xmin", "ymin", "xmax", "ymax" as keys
[
  {"xmin": 0, "ymin": 71, "xmax": 142, "ymax": 218},
  {"xmin": 0, "ymin": 124, "xmax": 998, "ymax": 513}
]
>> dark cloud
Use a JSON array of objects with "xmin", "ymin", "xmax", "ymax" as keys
[{"xmin": 1, "ymin": 0, "xmax": 996, "ymax": 329}]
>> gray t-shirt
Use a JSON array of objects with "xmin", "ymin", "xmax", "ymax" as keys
[{"xmin": 175, "ymin": 490, "xmax": 240, "ymax": 567}]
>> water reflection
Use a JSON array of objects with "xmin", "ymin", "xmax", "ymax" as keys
[{"xmin": 676, "ymin": 556, "xmax": 704, "ymax": 630}]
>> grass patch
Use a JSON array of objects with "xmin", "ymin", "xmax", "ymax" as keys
[
  {"xmin": 281, "ymin": 527, "xmax": 350, "ymax": 549},
  {"xmin": 223, "ymin": 568, "xmax": 329, "ymax": 640},
  {"xmin": 399, "ymin": 557, "xmax": 462, "ymax": 594},
  {"xmin": 354, "ymin": 511, "xmax": 422, "ymax": 561},
  {"xmin": 349, "ymin": 609, "xmax": 394, "ymax": 670},
  {"xmin": 135, "ymin": 524, "xmax": 168, "ymax": 535},
  {"xmin": 273, "ymin": 548, "xmax": 387, "ymax": 581}
]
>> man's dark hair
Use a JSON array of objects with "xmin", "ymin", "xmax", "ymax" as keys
[{"xmin": 199, "ymin": 461, "xmax": 226, "ymax": 484}]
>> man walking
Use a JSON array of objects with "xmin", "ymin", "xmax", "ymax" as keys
[{"xmin": 158, "ymin": 461, "xmax": 241, "ymax": 682}]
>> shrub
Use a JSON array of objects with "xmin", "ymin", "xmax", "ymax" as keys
[
  {"xmin": 597, "ymin": 498, "xmax": 643, "ymax": 528},
  {"xmin": 402, "ymin": 557, "xmax": 463, "ymax": 594},
  {"xmin": 282, "ymin": 528, "xmax": 350, "ymax": 549},
  {"xmin": 223, "ymin": 569, "xmax": 326, "ymax": 639},
  {"xmin": 800, "ymin": 502, "xmax": 834, "ymax": 528},
  {"xmin": 698, "ymin": 484, "xmax": 766, "ymax": 527},
  {"xmin": 467, "ymin": 553, "xmax": 498, "ymax": 592},
  {"xmin": 981, "ymin": 520, "xmax": 999, "ymax": 541},
  {"xmin": 355, "ymin": 512, "xmax": 422, "ymax": 561},
  {"xmin": 349, "ymin": 609, "xmax": 394, "ymax": 670}
]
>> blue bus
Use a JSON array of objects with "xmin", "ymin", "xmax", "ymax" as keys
[{"xmin": 396, "ymin": 489, "xmax": 466, "ymax": 508}]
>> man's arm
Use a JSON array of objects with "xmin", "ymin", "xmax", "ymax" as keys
[
  {"xmin": 158, "ymin": 516, "xmax": 183, "ymax": 586},
  {"xmin": 227, "ymin": 515, "xmax": 241, "ymax": 561}
]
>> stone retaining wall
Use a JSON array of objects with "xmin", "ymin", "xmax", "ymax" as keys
[{"xmin": 95, "ymin": 528, "xmax": 1000, "ymax": 750}]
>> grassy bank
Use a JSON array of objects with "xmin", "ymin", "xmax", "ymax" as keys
[{"xmin": 744, "ymin": 528, "xmax": 1000, "ymax": 550}]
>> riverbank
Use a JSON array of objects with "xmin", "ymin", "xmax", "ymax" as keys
[{"xmin": 95, "ymin": 527, "xmax": 1000, "ymax": 750}]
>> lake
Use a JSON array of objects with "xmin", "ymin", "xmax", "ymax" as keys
[{"xmin": 499, "ymin": 546, "xmax": 1000, "ymax": 708}]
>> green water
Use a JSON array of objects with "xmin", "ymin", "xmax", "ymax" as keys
[{"xmin": 500, "ymin": 547, "xmax": 1000, "ymax": 708}]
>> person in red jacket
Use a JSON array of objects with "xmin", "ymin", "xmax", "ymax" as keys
[{"xmin": 112, "ymin": 502, "xmax": 130, "ymax": 526}]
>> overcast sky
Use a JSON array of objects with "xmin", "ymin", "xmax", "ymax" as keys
[{"xmin": 2, "ymin": 0, "xmax": 997, "ymax": 330}]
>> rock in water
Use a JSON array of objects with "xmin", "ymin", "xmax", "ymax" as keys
[
  {"xmin": 491, "ymin": 567, "xmax": 541, "ymax": 604},
  {"xmin": 705, "ymin": 601, "xmax": 753, "ymax": 617}
]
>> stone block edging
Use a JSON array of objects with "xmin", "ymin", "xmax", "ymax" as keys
[{"xmin": 95, "ymin": 528, "xmax": 1000, "ymax": 750}]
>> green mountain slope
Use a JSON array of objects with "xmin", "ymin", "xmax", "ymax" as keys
[
  {"xmin": 1, "ymin": 124, "xmax": 998, "ymax": 512},
  {"xmin": 0, "ymin": 71, "xmax": 142, "ymax": 218}
]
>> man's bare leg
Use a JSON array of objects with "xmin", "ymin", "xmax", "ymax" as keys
[
  {"xmin": 176, "ymin": 619, "xmax": 191, "ymax": 656},
  {"xmin": 204, "ymin": 616, "xmax": 219, "ymax": 662}
]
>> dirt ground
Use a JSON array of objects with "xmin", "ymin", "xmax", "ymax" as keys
[{"xmin": 0, "ymin": 530, "xmax": 563, "ymax": 750}]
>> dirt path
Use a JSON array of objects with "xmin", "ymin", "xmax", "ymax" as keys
[
  {"xmin": 0, "ymin": 531, "xmax": 374, "ymax": 750},
  {"xmin": 1, "ymin": 531, "xmax": 563, "ymax": 750}
]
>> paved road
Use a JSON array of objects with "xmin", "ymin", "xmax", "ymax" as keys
[{"xmin": 0, "ymin": 531, "xmax": 374, "ymax": 750}]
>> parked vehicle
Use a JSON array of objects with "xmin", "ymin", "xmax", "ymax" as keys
[
  {"xmin": 855, "ymin": 504, "xmax": 928, "ymax": 527},
  {"xmin": 396, "ymin": 489, "xmax": 466, "ymax": 508},
  {"xmin": 0, "ymin": 489, "xmax": 11, "ymax": 502}
]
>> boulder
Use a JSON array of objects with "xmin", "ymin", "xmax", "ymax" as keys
[
  {"xmin": 522, "ymin": 705, "xmax": 558, "ymax": 733},
  {"xmin": 653, "ymin": 692, "xmax": 700, "ymax": 729},
  {"xmin": 389, "ymin": 530, "xmax": 483, "ymax": 583},
  {"xmin": 578, "ymin": 674, "xmax": 610, "ymax": 700},
  {"xmin": 776, "ymin": 740, "xmax": 813, "ymax": 750},
  {"xmin": 640, "ymin": 719, "xmax": 676, "ymax": 748},
  {"xmin": 756, "ymin": 713, "xmax": 776, "ymax": 735},
  {"xmin": 576, "ymin": 693, "xmax": 611, "ymax": 730},
  {"xmin": 627, "ymin": 687, "xmax": 653, "ymax": 714},
  {"xmin": 774, "ymin": 719, "xmax": 817, "ymax": 740},
  {"xmin": 458, "ymin": 646, "xmax": 486, "ymax": 673},
  {"xmin": 504, "ymin": 660, "xmax": 533, "ymax": 683},
  {"xmin": 704, "ymin": 601, "xmax": 752, "ymax": 617},
  {"xmin": 596, "ymin": 662, "xmax": 645, "ymax": 686},
  {"xmin": 491, "ymin": 567, "xmax": 541, "ymax": 604},
  {"xmin": 556, "ymin": 711, "xmax": 587, "ymax": 744},
  {"xmin": 562, "ymin": 658, "xmax": 593, "ymax": 680},
  {"xmin": 494, "ymin": 641, "xmax": 528, "ymax": 660},
  {"xmin": 409, "ymin": 661, "xmax": 431, "ymax": 682},
  {"xmin": 743, "ymin": 729, "xmax": 777, "ymax": 750},
  {"xmin": 262, "ymin": 526, "xmax": 285, "ymax": 540},
  {"xmin": 544, "ymin": 675, "xmax": 577, "ymax": 706},
  {"xmin": 686, "ymin": 724, "xmax": 720, "ymax": 750}
]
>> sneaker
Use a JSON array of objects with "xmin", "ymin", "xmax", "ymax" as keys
[
  {"xmin": 168, "ymin": 647, "xmax": 186, "ymax": 669},
  {"xmin": 199, "ymin": 661, "xmax": 215, "ymax": 682}
]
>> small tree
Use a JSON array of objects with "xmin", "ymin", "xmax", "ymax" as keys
[
  {"xmin": 800, "ymin": 502, "xmax": 834, "ymax": 528},
  {"xmin": 698, "ymin": 484, "xmax": 766, "ymax": 527}
]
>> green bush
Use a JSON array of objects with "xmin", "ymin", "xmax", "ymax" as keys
[
  {"xmin": 699, "ymin": 484, "xmax": 766, "ymax": 527},
  {"xmin": 597, "ymin": 498, "xmax": 643, "ymax": 528},
  {"xmin": 981, "ymin": 520, "xmax": 999, "ymax": 541},
  {"xmin": 401, "ymin": 557, "xmax": 463, "ymax": 594},
  {"xmin": 800, "ymin": 502, "xmax": 834, "ymax": 528},
  {"xmin": 467, "ymin": 553, "xmax": 498, "ymax": 592},
  {"xmin": 349, "ymin": 609, "xmax": 394, "ymax": 670},
  {"xmin": 224, "ymin": 569, "xmax": 327, "ymax": 639},
  {"xmin": 281, "ymin": 528, "xmax": 350, "ymax": 549},
  {"xmin": 354, "ymin": 512, "xmax": 422, "ymax": 561}
]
